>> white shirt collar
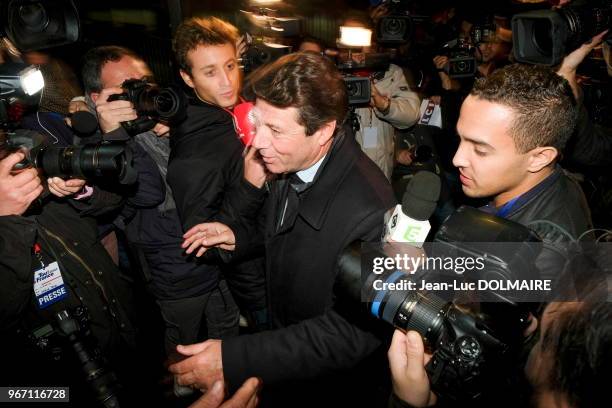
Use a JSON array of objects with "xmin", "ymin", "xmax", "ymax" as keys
[{"xmin": 296, "ymin": 154, "xmax": 326, "ymax": 183}]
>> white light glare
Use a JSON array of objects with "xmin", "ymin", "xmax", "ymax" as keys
[
  {"xmin": 339, "ymin": 26, "xmax": 372, "ymax": 47},
  {"xmin": 20, "ymin": 67, "xmax": 44, "ymax": 96}
]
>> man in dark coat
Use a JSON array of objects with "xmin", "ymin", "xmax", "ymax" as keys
[{"xmin": 170, "ymin": 52, "xmax": 397, "ymax": 406}]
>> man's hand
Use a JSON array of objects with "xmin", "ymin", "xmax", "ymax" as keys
[
  {"xmin": 182, "ymin": 222, "xmax": 236, "ymax": 257},
  {"xmin": 48, "ymin": 177, "xmax": 86, "ymax": 198},
  {"xmin": 370, "ymin": 82, "xmax": 391, "ymax": 112},
  {"xmin": 388, "ymin": 330, "xmax": 437, "ymax": 408},
  {"xmin": 557, "ymin": 30, "xmax": 609, "ymax": 99},
  {"xmin": 236, "ymin": 35, "xmax": 248, "ymax": 60},
  {"xmin": 169, "ymin": 340, "xmax": 224, "ymax": 393},
  {"xmin": 152, "ymin": 123, "xmax": 170, "ymax": 137},
  {"xmin": 243, "ymin": 146, "xmax": 268, "ymax": 188},
  {"xmin": 433, "ymin": 55, "xmax": 448, "ymax": 71},
  {"xmin": 396, "ymin": 149, "xmax": 413, "ymax": 166},
  {"xmin": 189, "ymin": 377, "xmax": 261, "ymax": 408},
  {"xmin": 0, "ymin": 152, "xmax": 43, "ymax": 216},
  {"xmin": 95, "ymin": 87, "xmax": 137, "ymax": 133}
]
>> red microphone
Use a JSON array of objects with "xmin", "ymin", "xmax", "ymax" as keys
[{"xmin": 231, "ymin": 101, "xmax": 256, "ymax": 147}]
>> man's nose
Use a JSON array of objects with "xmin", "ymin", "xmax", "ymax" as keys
[
  {"xmin": 252, "ymin": 127, "xmax": 270, "ymax": 150},
  {"xmin": 220, "ymin": 68, "xmax": 231, "ymax": 87},
  {"xmin": 452, "ymin": 142, "xmax": 468, "ymax": 169}
]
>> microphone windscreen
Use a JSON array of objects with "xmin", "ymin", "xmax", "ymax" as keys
[
  {"xmin": 401, "ymin": 171, "xmax": 441, "ymax": 221},
  {"xmin": 71, "ymin": 110, "xmax": 99, "ymax": 136}
]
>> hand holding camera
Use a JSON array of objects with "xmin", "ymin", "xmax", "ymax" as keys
[
  {"xmin": 95, "ymin": 87, "xmax": 138, "ymax": 134},
  {"xmin": 0, "ymin": 151, "xmax": 43, "ymax": 216}
]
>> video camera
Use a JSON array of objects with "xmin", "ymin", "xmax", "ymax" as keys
[
  {"xmin": 512, "ymin": 0, "xmax": 612, "ymax": 65},
  {"xmin": 337, "ymin": 52, "xmax": 392, "ymax": 106},
  {"xmin": 375, "ymin": 0, "xmax": 413, "ymax": 45},
  {"xmin": 107, "ymin": 78, "xmax": 185, "ymax": 136},
  {"xmin": 337, "ymin": 206, "xmax": 542, "ymax": 402},
  {"xmin": 239, "ymin": 38, "xmax": 292, "ymax": 74},
  {"xmin": 439, "ymin": 37, "xmax": 477, "ymax": 79}
]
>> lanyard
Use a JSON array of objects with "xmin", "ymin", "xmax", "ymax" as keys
[{"xmin": 33, "ymin": 243, "xmax": 46, "ymax": 269}]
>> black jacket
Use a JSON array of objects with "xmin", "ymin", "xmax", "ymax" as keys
[
  {"xmin": 168, "ymin": 93, "xmax": 244, "ymax": 230},
  {"xmin": 221, "ymin": 132, "xmax": 397, "ymax": 404},
  {"xmin": 493, "ymin": 167, "xmax": 593, "ymax": 283},
  {"xmin": 0, "ymin": 196, "xmax": 137, "ymax": 356},
  {"xmin": 167, "ymin": 92, "xmax": 265, "ymax": 309}
]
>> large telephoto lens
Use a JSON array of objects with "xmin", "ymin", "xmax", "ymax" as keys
[{"xmin": 36, "ymin": 143, "xmax": 135, "ymax": 184}]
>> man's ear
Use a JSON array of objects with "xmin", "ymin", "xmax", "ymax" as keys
[
  {"xmin": 179, "ymin": 69, "xmax": 195, "ymax": 89},
  {"xmin": 90, "ymin": 92, "xmax": 99, "ymax": 103},
  {"xmin": 314, "ymin": 120, "xmax": 337, "ymax": 146},
  {"xmin": 527, "ymin": 146, "xmax": 558, "ymax": 173}
]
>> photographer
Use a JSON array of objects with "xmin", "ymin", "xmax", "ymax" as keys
[
  {"xmin": 0, "ymin": 144, "xmax": 141, "ymax": 404},
  {"xmin": 388, "ymin": 253, "xmax": 611, "ymax": 408},
  {"xmin": 81, "ymin": 45, "xmax": 243, "ymax": 384}
]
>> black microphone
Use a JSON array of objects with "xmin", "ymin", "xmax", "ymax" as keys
[
  {"xmin": 71, "ymin": 110, "xmax": 99, "ymax": 136},
  {"xmin": 383, "ymin": 171, "xmax": 441, "ymax": 245}
]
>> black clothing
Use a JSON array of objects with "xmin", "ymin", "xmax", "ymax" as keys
[
  {"xmin": 167, "ymin": 92, "xmax": 265, "ymax": 311},
  {"xmin": 0, "ymin": 193, "xmax": 141, "ymax": 405},
  {"xmin": 482, "ymin": 166, "xmax": 593, "ymax": 283},
  {"xmin": 221, "ymin": 132, "xmax": 397, "ymax": 405}
]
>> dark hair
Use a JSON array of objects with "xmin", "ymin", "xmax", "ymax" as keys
[
  {"xmin": 81, "ymin": 46, "xmax": 142, "ymax": 94},
  {"xmin": 470, "ymin": 63, "xmax": 577, "ymax": 154},
  {"xmin": 298, "ymin": 35, "xmax": 326, "ymax": 52},
  {"xmin": 541, "ymin": 254, "xmax": 612, "ymax": 408},
  {"xmin": 172, "ymin": 17, "xmax": 238, "ymax": 75},
  {"xmin": 247, "ymin": 52, "xmax": 348, "ymax": 136}
]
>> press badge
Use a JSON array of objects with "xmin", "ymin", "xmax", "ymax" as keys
[
  {"xmin": 362, "ymin": 126, "xmax": 378, "ymax": 148},
  {"xmin": 34, "ymin": 261, "xmax": 68, "ymax": 309}
]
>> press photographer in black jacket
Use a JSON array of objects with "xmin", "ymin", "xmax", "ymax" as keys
[{"xmin": 0, "ymin": 148, "xmax": 144, "ymax": 404}]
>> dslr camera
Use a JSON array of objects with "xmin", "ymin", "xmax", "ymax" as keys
[{"xmin": 107, "ymin": 78, "xmax": 185, "ymax": 135}]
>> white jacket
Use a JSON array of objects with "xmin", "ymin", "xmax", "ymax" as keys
[{"xmin": 355, "ymin": 63, "xmax": 420, "ymax": 179}]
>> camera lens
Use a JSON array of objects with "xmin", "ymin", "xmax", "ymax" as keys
[
  {"xmin": 383, "ymin": 18, "xmax": 405, "ymax": 36},
  {"xmin": 346, "ymin": 81, "xmax": 360, "ymax": 97},
  {"xmin": 532, "ymin": 19, "xmax": 553, "ymax": 57}
]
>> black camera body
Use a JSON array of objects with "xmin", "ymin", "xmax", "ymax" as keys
[
  {"xmin": 107, "ymin": 79, "xmax": 185, "ymax": 135},
  {"xmin": 240, "ymin": 40, "xmax": 292, "ymax": 73},
  {"xmin": 30, "ymin": 307, "xmax": 122, "ymax": 407}
]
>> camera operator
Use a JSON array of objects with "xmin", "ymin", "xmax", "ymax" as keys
[
  {"xmin": 169, "ymin": 52, "xmax": 396, "ymax": 407},
  {"xmin": 0, "ymin": 142, "xmax": 141, "ymax": 404},
  {"xmin": 339, "ymin": 15, "xmax": 421, "ymax": 179},
  {"xmin": 81, "ymin": 45, "xmax": 244, "ymax": 389},
  {"xmin": 556, "ymin": 30, "xmax": 612, "ymax": 168}
]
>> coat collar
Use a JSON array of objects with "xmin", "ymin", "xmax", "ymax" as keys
[{"xmin": 293, "ymin": 130, "xmax": 360, "ymax": 230}]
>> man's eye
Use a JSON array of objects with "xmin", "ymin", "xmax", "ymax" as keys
[
  {"xmin": 227, "ymin": 63, "xmax": 235, "ymax": 70},
  {"xmin": 204, "ymin": 70, "xmax": 214, "ymax": 77},
  {"xmin": 474, "ymin": 149, "xmax": 487, "ymax": 156}
]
